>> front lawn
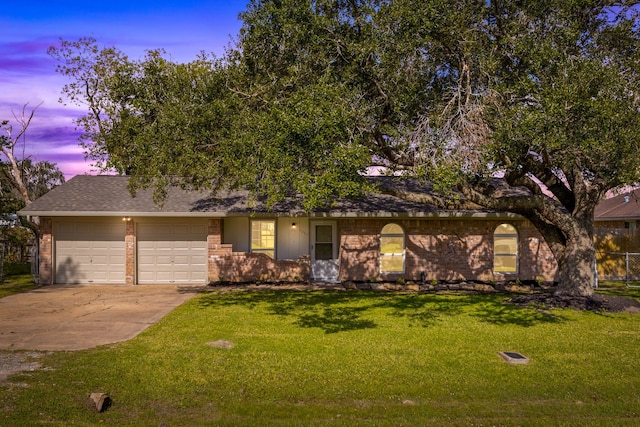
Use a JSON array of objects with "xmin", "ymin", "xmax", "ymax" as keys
[
  {"xmin": 0, "ymin": 273, "xmax": 38, "ymax": 299},
  {"xmin": 1, "ymin": 287, "xmax": 639, "ymax": 426}
]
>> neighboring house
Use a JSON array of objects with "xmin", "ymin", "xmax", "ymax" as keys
[
  {"xmin": 594, "ymin": 189, "xmax": 640, "ymax": 233},
  {"xmin": 19, "ymin": 175, "xmax": 559, "ymax": 286},
  {"xmin": 594, "ymin": 188, "xmax": 640, "ymax": 279},
  {"xmin": 0, "ymin": 213, "xmax": 18, "ymax": 228}
]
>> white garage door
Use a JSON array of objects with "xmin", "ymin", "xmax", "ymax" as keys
[
  {"xmin": 54, "ymin": 219, "xmax": 126, "ymax": 284},
  {"xmin": 137, "ymin": 220, "xmax": 208, "ymax": 284}
]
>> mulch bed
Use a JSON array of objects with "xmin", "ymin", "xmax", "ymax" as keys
[{"xmin": 510, "ymin": 293, "xmax": 640, "ymax": 313}]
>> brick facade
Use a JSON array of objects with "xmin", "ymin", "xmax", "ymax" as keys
[
  {"xmin": 209, "ymin": 249, "xmax": 311, "ymax": 283},
  {"xmin": 338, "ymin": 218, "xmax": 557, "ymax": 283},
  {"xmin": 37, "ymin": 215, "xmax": 558, "ymax": 285},
  {"xmin": 38, "ymin": 217, "xmax": 53, "ymax": 285},
  {"xmin": 125, "ymin": 219, "xmax": 135, "ymax": 285},
  {"xmin": 208, "ymin": 217, "xmax": 310, "ymax": 282}
]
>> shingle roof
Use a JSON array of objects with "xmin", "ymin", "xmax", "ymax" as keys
[
  {"xmin": 594, "ymin": 188, "xmax": 640, "ymax": 220},
  {"xmin": 18, "ymin": 175, "xmax": 515, "ymax": 218}
]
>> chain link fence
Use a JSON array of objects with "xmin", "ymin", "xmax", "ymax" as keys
[{"xmin": 596, "ymin": 251, "xmax": 640, "ymax": 287}]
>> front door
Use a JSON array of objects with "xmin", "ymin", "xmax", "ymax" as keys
[{"xmin": 311, "ymin": 221, "xmax": 339, "ymax": 283}]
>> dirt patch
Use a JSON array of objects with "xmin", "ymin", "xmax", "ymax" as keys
[
  {"xmin": 511, "ymin": 293, "xmax": 640, "ymax": 313},
  {"xmin": 0, "ymin": 351, "xmax": 48, "ymax": 383},
  {"xmin": 207, "ymin": 340, "xmax": 235, "ymax": 349}
]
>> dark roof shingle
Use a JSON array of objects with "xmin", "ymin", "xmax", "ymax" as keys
[{"xmin": 19, "ymin": 175, "xmax": 511, "ymax": 218}]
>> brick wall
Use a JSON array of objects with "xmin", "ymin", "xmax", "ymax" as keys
[
  {"xmin": 37, "ymin": 215, "xmax": 558, "ymax": 285},
  {"xmin": 338, "ymin": 218, "xmax": 557, "ymax": 282},
  {"xmin": 38, "ymin": 217, "xmax": 53, "ymax": 285},
  {"xmin": 211, "ymin": 249, "xmax": 311, "ymax": 283},
  {"xmin": 125, "ymin": 219, "xmax": 135, "ymax": 285},
  {"xmin": 208, "ymin": 218, "xmax": 311, "ymax": 283}
]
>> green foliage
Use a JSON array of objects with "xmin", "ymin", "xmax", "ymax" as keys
[
  {"xmin": 0, "ymin": 273, "xmax": 37, "ymax": 297},
  {"xmin": 50, "ymin": 2, "xmax": 640, "ymax": 294},
  {"xmin": 0, "ymin": 120, "xmax": 9, "ymax": 148},
  {"xmin": 1, "ymin": 290, "xmax": 639, "ymax": 425},
  {"xmin": 486, "ymin": 1, "xmax": 640, "ymax": 192},
  {"xmin": 0, "ymin": 158, "xmax": 64, "ymax": 201},
  {"xmin": 50, "ymin": 37, "xmax": 372, "ymax": 208},
  {"xmin": 49, "ymin": 3, "xmax": 640, "ymax": 202},
  {"xmin": 1, "ymin": 263, "xmax": 30, "ymax": 276},
  {"xmin": 0, "ymin": 226, "xmax": 33, "ymax": 263}
]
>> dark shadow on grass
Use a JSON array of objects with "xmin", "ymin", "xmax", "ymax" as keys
[
  {"xmin": 471, "ymin": 300, "xmax": 567, "ymax": 326},
  {"xmin": 197, "ymin": 289, "xmax": 567, "ymax": 333},
  {"xmin": 596, "ymin": 285, "xmax": 640, "ymax": 300},
  {"xmin": 372, "ymin": 293, "xmax": 466, "ymax": 327},
  {"xmin": 295, "ymin": 306, "xmax": 377, "ymax": 333},
  {"xmin": 379, "ymin": 293, "xmax": 566, "ymax": 327}
]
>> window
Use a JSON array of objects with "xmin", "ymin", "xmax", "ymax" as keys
[
  {"xmin": 251, "ymin": 220, "xmax": 275, "ymax": 258},
  {"xmin": 494, "ymin": 224, "xmax": 518, "ymax": 273},
  {"xmin": 380, "ymin": 223, "xmax": 405, "ymax": 273},
  {"xmin": 314, "ymin": 225, "xmax": 334, "ymax": 260}
]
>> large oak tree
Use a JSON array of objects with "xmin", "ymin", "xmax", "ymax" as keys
[{"xmin": 51, "ymin": 1, "xmax": 640, "ymax": 296}]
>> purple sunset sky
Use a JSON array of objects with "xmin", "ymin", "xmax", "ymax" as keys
[{"xmin": 1, "ymin": 1, "xmax": 247, "ymax": 179}]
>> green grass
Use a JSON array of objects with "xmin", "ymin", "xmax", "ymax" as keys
[
  {"xmin": 0, "ymin": 273, "xmax": 38, "ymax": 298},
  {"xmin": 1, "ymin": 286, "xmax": 639, "ymax": 426},
  {"xmin": 598, "ymin": 280, "xmax": 640, "ymax": 299}
]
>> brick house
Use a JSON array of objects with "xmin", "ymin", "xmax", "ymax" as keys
[{"xmin": 19, "ymin": 175, "xmax": 559, "ymax": 286}]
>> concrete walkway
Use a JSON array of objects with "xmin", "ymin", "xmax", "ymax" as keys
[{"xmin": 0, "ymin": 285, "xmax": 199, "ymax": 351}]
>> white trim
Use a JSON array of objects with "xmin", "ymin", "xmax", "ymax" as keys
[
  {"xmin": 380, "ymin": 223, "xmax": 406, "ymax": 274},
  {"xmin": 310, "ymin": 220, "xmax": 339, "ymax": 282}
]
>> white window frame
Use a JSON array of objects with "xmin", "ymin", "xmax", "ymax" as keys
[
  {"xmin": 493, "ymin": 223, "xmax": 518, "ymax": 274},
  {"xmin": 380, "ymin": 223, "xmax": 405, "ymax": 273},
  {"xmin": 251, "ymin": 219, "xmax": 276, "ymax": 258}
]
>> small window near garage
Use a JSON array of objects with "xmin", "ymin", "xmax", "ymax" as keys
[
  {"xmin": 251, "ymin": 220, "xmax": 276, "ymax": 258},
  {"xmin": 380, "ymin": 223, "xmax": 405, "ymax": 273},
  {"xmin": 494, "ymin": 224, "xmax": 518, "ymax": 273}
]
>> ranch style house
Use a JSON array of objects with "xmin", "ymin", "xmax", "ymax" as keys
[{"xmin": 18, "ymin": 175, "xmax": 637, "ymax": 286}]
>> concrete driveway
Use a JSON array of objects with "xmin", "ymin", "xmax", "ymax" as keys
[{"xmin": 0, "ymin": 285, "xmax": 199, "ymax": 351}]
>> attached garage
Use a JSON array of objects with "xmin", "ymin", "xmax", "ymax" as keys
[
  {"xmin": 54, "ymin": 218, "xmax": 126, "ymax": 284},
  {"xmin": 136, "ymin": 219, "xmax": 208, "ymax": 284}
]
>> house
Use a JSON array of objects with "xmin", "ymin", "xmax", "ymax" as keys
[
  {"xmin": 594, "ymin": 188, "xmax": 640, "ymax": 234},
  {"xmin": 0, "ymin": 213, "xmax": 18, "ymax": 228},
  {"xmin": 594, "ymin": 188, "xmax": 640, "ymax": 280},
  {"xmin": 18, "ymin": 175, "xmax": 559, "ymax": 286}
]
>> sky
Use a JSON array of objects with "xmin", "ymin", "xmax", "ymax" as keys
[{"xmin": 1, "ymin": 0, "xmax": 248, "ymax": 179}]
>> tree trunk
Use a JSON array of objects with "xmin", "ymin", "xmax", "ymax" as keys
[{"xmin": 553, "ymin": 229, "xmax": 596, "ymax": 297}]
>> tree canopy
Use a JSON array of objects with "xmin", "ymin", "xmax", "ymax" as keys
[{"xmin": 50, "ymin": 1, "xmax": 640, "ymax": 296}]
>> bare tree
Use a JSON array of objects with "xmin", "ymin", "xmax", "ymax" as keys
[
  {"xmin": 1, "ymin": 103, "xmax": 65, "ymax": 281},
  {"xmin": 1, "ymin": 102, "xmax": 44, "ymax": 205}
]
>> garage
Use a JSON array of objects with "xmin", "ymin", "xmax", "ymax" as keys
[
  {"xmin": 54, "ymin": 218, "xmax": 126, "ymax": 284},
  {"xmin": 136, "ymin": 219, "xmax": 208, "ymax": 284}
]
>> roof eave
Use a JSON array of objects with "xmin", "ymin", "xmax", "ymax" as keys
[
  {"xmin": 595, "ymin": 216, "xmax": 640, "ymax": 222},
  {"xmin": 17, "ymin": 211, "xmax": 229, "ymax": 218},
  {"xmin": 18, "ymin": 210, "xmax": 524, "ymax": 219}
]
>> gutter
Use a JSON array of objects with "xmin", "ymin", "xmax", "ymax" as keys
[{"xmin": 17, "ymin": 210, "xmax": 524, "ymax": 220}]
